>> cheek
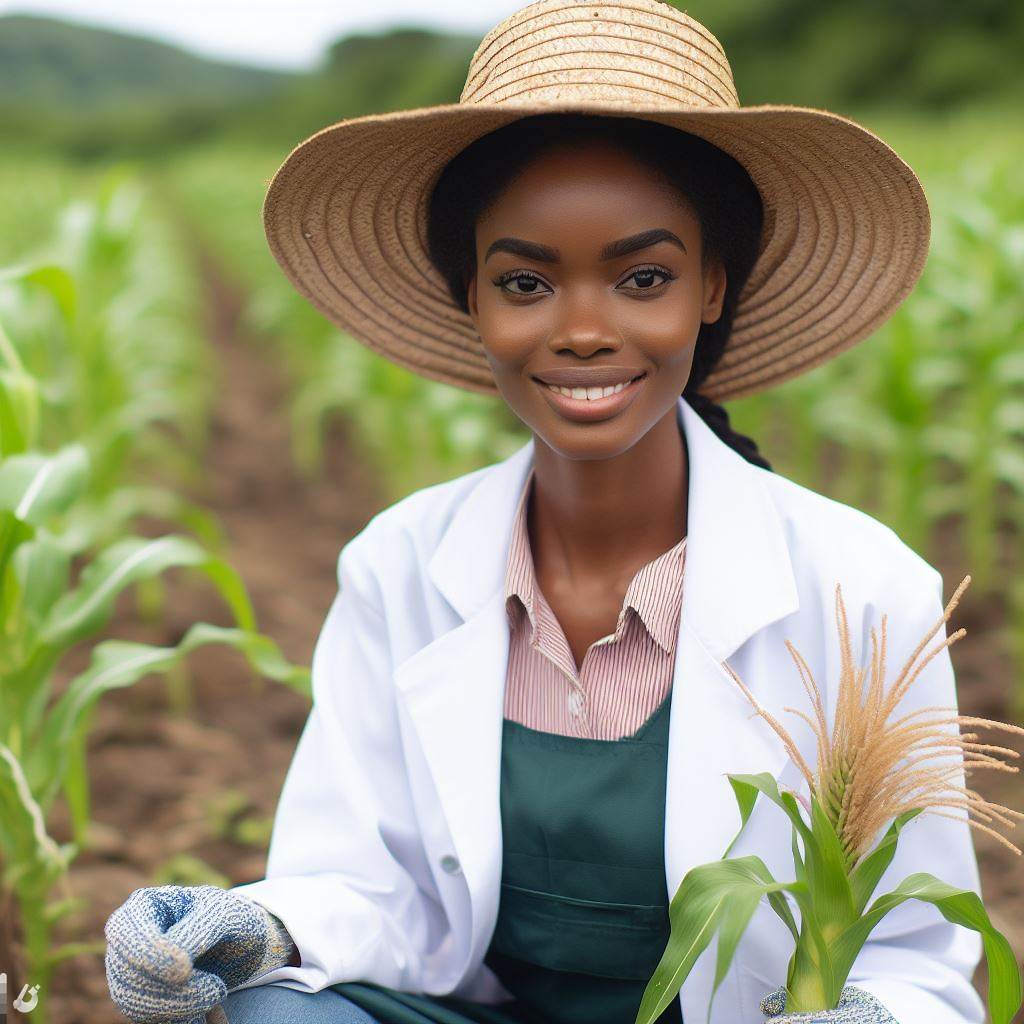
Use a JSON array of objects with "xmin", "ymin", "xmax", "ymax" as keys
[
  {"xmin": 621, "ymin": 290, "xmax": 704, "ymax": 364},
  {"xmin": 479, "ymin": 335, "xmax": 535, "ymax": 384},
  {"xmin": 476, "ymin": 302, "xmax": 546, "ymax": 373}
]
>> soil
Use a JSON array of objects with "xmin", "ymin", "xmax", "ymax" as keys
[{"xmin": 12, "ymin": 245, "xmax": 1024, "ymax": 1022}]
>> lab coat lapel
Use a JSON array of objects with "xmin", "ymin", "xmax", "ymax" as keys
[
  {"xmin": 666, "ymin": 396, "xmax": 801, "ymax": 878},
  {"xmin": 668, "ymin": 397, "xmax": 801, "ymax": 1023},
  {"xmin": 393, "ymin": 436, "xmax": 535, "ymax": 982}
]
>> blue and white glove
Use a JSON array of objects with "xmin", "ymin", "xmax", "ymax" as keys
[
  {"xmin": 104, "ymin": 884, "xmax": 296, "ymax": 1023},
  {"xmin": 761, "ymin": 985, "xmax": 897, "ymax": 1023}
]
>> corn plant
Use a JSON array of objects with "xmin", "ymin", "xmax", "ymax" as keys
[
  {"xmin": 0, "ymin": 172, "xmax": 232, "ymax": 660},
  {"xmin": 0, "ymin": 158, "xmax": 87, "ymax": 263},
  {"xmin": 635, "ymin": 574, "xmax": 1023, "ymax": 1024},
  {"xmin": 1, "ymin": 169, "xmax": 216, "ymax": 506},
  {"xmin": 0, "ymin": 177, "xmax": 310, "ymax": 1021},
  {"xmin": 0, "ymin": 438, "xmax": 309, "ymax": 1019},
  {"xmin": 0, "ymin": 335, "xmax": 310, "ymax": 1018}
]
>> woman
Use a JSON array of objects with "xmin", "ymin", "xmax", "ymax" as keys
[{"xmin": 104, "ymin": 2, "xmax": 985, "ymax": 1023}]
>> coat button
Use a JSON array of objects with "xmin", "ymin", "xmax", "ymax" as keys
[{"xmin": 440, "ymin": 854, "xmax": 462, "ymax": 875}]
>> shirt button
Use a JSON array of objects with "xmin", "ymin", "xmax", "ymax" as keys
[
  {"xmin": 567, "ymin": 690, "xmax": 584, "ymax": 716},
  {"xmin": 440, "ymin": 854, "xmax": 462, "ymax": 875}
]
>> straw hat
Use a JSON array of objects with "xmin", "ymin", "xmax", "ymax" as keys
[{"xmin": 262, "ymin": 0, "xmax": 930, "ymax": 402}]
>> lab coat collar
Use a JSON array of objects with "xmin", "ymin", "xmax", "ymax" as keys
[{"xmin": 427, "ymin": 393, "xmax": 799, "ymax": 662}]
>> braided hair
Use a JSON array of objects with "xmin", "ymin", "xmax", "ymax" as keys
[{"xmin": 425, "ymin": 112, "xmax": 773, "ymax": 472}]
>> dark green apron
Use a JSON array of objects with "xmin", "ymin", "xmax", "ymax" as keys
[{"xmin": 331, "ymin": 688, "xmax": 681, "ymax": 1024}]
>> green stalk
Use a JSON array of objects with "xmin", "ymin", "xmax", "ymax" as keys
[{"xmin": 787, "ymin": 929, "xmax": 832, "ymax": 1013}]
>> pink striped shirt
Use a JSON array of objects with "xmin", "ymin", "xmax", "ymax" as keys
[{"xmin": 503, "ymin": 467, "xmax": 687, "ymax": 741}]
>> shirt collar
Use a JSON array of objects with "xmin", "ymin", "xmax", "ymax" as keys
[
  {"xmin": 503, "ymin": 466, "xmax": 686, "ymax": 654},
  {"xmin": 428, "ymin": 395, "xmax": 799, "ymax": 663}
]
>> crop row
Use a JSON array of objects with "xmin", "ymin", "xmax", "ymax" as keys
[{"xmin": 0, "ymin": 170, "xmax": 307, "ymax": 1021}]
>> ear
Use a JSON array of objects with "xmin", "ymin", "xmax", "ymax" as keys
[
  {"xmin": 466, "ymin": 268, "xmax": 479, "ymax": 326},
  {"xmin": 701, "ymin": 256, "xmax": 727, "ymax": 325}
]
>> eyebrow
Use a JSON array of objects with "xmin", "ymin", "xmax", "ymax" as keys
[{"xmin": 484, "ymin": 227, "xmax": 688, "ymax": 264}]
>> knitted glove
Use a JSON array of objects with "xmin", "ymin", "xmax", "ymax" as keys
[
  {"xmin": 105, "ymin": 884, "xmax": 296, "ymax": 1023},
  {"xmin": 760, "ymin": 985, "xmax": 897, "ymax": 1023}
]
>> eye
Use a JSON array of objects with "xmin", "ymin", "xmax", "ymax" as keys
[
  {"xmin": 619, "ymin": 265, "xmax": 675, "ymax": 291},
  {"xmin": 491, "ymin": 270, "xmax": 552, "ymax": 297},
  {"xmin": 490, "ymin": 264, "xmax": 675, "ymax": 298}
]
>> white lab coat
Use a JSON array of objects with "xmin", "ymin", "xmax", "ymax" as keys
[{"xmin": 229, "ymin": 395, "xmax": 985, "ymax": 1024}]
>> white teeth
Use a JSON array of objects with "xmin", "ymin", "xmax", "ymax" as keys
[{"xmin": 546, "ymin": 379, "xmax": 633, "ymax": 400}]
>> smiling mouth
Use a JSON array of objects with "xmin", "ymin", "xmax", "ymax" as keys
[{"xmin": 534, "ymin": 372, "xmax": 646, "ymax": 400}]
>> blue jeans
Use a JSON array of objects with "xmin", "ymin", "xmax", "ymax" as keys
[{"xmin": 219, "ymin": 985, "xmax": 381, "ymax": 1023}]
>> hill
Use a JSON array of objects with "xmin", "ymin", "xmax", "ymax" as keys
[
  {"xmin": 0, "ymin": 14, "xmax": 292, "ymax": 113},
  {"xmin": 2, "ymin": 4, "xmax": 1022, "ymax": 160}
]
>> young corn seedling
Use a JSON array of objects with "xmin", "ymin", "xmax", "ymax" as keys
[
  {"xmin": 0, "ymin": 437, "xmax": 312, "ymax": 1018},
  {"xmin": 636, "ymin": 573, "xmax": 1024, "ymax": 1024},
  {"xmin": 0, "ymin": 232, "xmax": 310, "ymax": 1018}
]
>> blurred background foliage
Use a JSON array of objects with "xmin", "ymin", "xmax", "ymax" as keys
[{"xmin": 2, "ymin": 2, "xmax": 1023, "ymax": 158}]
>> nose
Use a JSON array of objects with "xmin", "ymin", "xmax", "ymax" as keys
[{"xmin": 547, "ymin": 291, "xmax": 622, "ymax": 360}]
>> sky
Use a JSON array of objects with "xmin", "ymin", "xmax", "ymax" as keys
[{"xmin": 0, "ymin": 0, "xmax": 525, "ymax": 70}]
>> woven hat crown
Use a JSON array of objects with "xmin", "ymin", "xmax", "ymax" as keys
[{"xmin": 460, "ymin": 0, "xmax": 739, "ymax": 111}]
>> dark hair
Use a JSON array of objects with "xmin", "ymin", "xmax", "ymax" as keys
[{"xmin": 425, "ymin": 112, "xmax": 772, "ymax": 471}]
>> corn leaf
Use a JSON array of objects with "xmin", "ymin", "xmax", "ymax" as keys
[
  {"xmin": 831, "ymin": 872, "xmax": 1023, "ymax": 1024},
  {"xmin": 724, "ymin": 773, "xmax": 814, "ymax": 850},
  {"xmin": 848, "ymin": 809, "xmax": 922, "ymax": 915},
  {"xmin": 55, "ymin": 484, "xmax": 225, "ymax": 557},
  {"xmin": 0, "ymin": 511, "xmax": 32, "ymax": 588},
  {"xmin": 0, "ymin": 742, "xmax": 76, "ymax": 889},
  {"xmin": 723, "ymin": 774, "xmax": 823, "ymax": 946},
  {"xmin": 39, "ymin": 534, "xmax": 254, "ymax": 649},
  {"xmin": 0, "ymin": 263, "xmax": 77, "ymax": 326},
  {"xmin": 790, "ymin": 826, "xmax": 807, "ymax": 886},
  {"xmin": 636, "ymin": 861, "xmax": 727, "ymax": 1024},
  {"xmin": 74, "ymin": 484, "xmax": 225, "ymax": 549},
  {"xmin": 13, "ymin": 536, "xmax": 72, "ymax": 637},
  {"xmin": 61, "ymin": 709, "xmax": 93, "ymax": 844},
  {"xmin": 720, "ymin": 775, "xmax": 847, "ymax": 1005},
  {"xmin": 41, "ymin": 939, "xmax": 108, "ymax": 969},
  {"xmin": 0, "ymin": 368, "xmax": 40, "ymax": 455},
  {"xmin": 708, "ymin": 861, "xmax": 796, "ymax": 1017},
  {"xmin": 723, "ymin": 773, "xmax": 800, "ymax": 941},
  {"xmin": 723, "ymin": 773, "xmax": 763, "ymax": 851},
  {"xmin": 807, "ymin": 795, "xmax": 856, "ymax": 928},
  {"xmin": 726, "ymin": 775, "xmax": 857, "ymax": 935},
  {"xmin": 28, "ymin": 623, "xmax": 309, "ymax": 806},
  {"xmin": 0, "ymin": 446, "xmax": 89, "ymax": 526},
  {"xmin": 635, "ymin": 854, "xmax": 804, "ymax": 1024}
]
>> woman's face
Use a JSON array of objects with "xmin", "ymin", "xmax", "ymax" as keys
[{"xmin": 466, "ymin": 138, "xmax": 726, "ymax": 461}]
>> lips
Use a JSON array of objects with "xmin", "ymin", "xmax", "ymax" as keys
[
  {"xmin": 534, "ymin": 370, "xmax": 649, "ymax": 423},
  {"xmin": 532, "ymin": 366, "xmax": 647, "ymax": 388}
]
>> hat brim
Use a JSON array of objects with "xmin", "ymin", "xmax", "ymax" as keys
[{"xmin": 262, "ymin": 99, "xmax": 930, "ymax": 401}]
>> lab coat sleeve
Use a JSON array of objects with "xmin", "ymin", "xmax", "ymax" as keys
[
  {"xmin": 225, "ymin": 537, "xmax": 444, "ymax": 995},
  {"xmin": 845, "ymin": 564, "xmax": 986, "ymax": 1024}
]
